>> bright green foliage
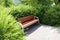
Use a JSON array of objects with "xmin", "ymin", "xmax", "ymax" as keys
[
  {"xmin": 0, "ymin": 0, "xmax": 13, "ymax": 7},
  {"xmin": 0, "ymin": 6, "xmax": 25, "ymax": 40}
]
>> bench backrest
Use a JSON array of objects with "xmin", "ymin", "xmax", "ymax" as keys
[{"xmin": 18, "ymin": 15, "xmax": 35, "ymax": 23}]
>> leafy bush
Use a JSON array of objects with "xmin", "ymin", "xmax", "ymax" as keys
[
  {"xmin": 10, "ymin": 4, "xmax": 38, "ymax": 19},
  {"xmin": 0, "ymin": 0, "xmax": 13, "ymax": 7},
  {"xmin": 21, "ymin": 0, "xmax": 38, "ymax": 6},
  {"xmin": 0, "ymin": 6, "xmax": 25, "ymax": 40},
  {"xmin": 34, "ymin": 4, "xmax": 51, "ymax": 22},
  {"xmin": 41, "ymin": 5, "xmax": 60, "ymax": 26},
  {"xmin": 38, "ymin": 0, "xmax": 53, "ymax": 5}
]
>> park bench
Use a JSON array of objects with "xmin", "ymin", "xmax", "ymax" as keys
[{"xmin": 18, "ymin": 15, "xmax": 39, "ymax": 28}]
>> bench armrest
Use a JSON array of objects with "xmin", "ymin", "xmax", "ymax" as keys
[
  {"xmin": 34, "ymin": 16, "xmax": 38, "ymax": 19},
  {"xmin": 34, "ymin": 16, "xmax": 40, "ymax": 23}
]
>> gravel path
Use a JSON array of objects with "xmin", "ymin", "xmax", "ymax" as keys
[{"xmin": 26, "ymin": 24, "xmax": 60, "ymax": 40}]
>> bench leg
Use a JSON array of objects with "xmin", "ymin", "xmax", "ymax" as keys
[{"xmin": 37, "ymin": 19, "xmax": 40, "ymax": 24}]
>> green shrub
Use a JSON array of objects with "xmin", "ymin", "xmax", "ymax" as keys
[
  {"xmin": 34, "ymin": 4, "xmax": 51, "ymax": 23},
  {"xmin": 0, "ymin": 0, "xmax": 13, "ymax": 7},
  {"xmin": 41, "ymin": 5, "xmax": 60, "ymax": 26},
  {"xmin": 0, "ymin": 6, "xmax": 25, "ymax": 40},
  {"xmin": 10, "ymin": 4, "xmax": 38, "ymax": 19},
  {"xmin": 21, "ymin": 0, "xmax": 38, "ymax": 6},
  {"xmin": 38, "ymin": 0, "xmax": 53, "ymax": 5}
]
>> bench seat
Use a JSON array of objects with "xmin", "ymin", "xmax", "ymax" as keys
[
  {"xmin": 18, "ymin": 15, "xmax": 39, "ymax": 28},
  {"xmin": 22, "ymin": 19, "xmax": 38, "ymax": 28}
]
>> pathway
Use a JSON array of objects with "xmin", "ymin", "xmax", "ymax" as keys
[{"xmin": 26, "ymin": 24, "xmax": 60, "ymax": 40}]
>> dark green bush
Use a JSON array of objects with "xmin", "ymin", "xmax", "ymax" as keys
[
  {"xmin": 0, "ymin": 6, "xmax": 25, "ymax": 40},
  {"xmin": 41, "ymin": 5, "xmax": 60, "ymax": 26},
  {"xmin": 34, "ymin": 4, "xmax": 51, "ymax": 23},
  {"xmin": 38, "ymin": 0, "xmax": 53, "ymax": 5}
]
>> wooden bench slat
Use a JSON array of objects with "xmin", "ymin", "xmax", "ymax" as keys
[
  {"xmin": 18, "ymin": 15, "xmax": 39, "ymax": 28},
  {"xmin": 22, "ymin": 19, "xmax": 38, "ymax": 28},
  {"xmin": 18, "ymin": 15, "xmax": 34, "ymax": 23}
]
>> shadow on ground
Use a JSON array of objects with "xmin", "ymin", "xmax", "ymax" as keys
[
  {"xmin": 56, "ymin": 27, "xmax": 60, "ymax": 33},
  {"xmin": 25, "ymin": 23, "xmax": 41, "ymax": 36}
]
